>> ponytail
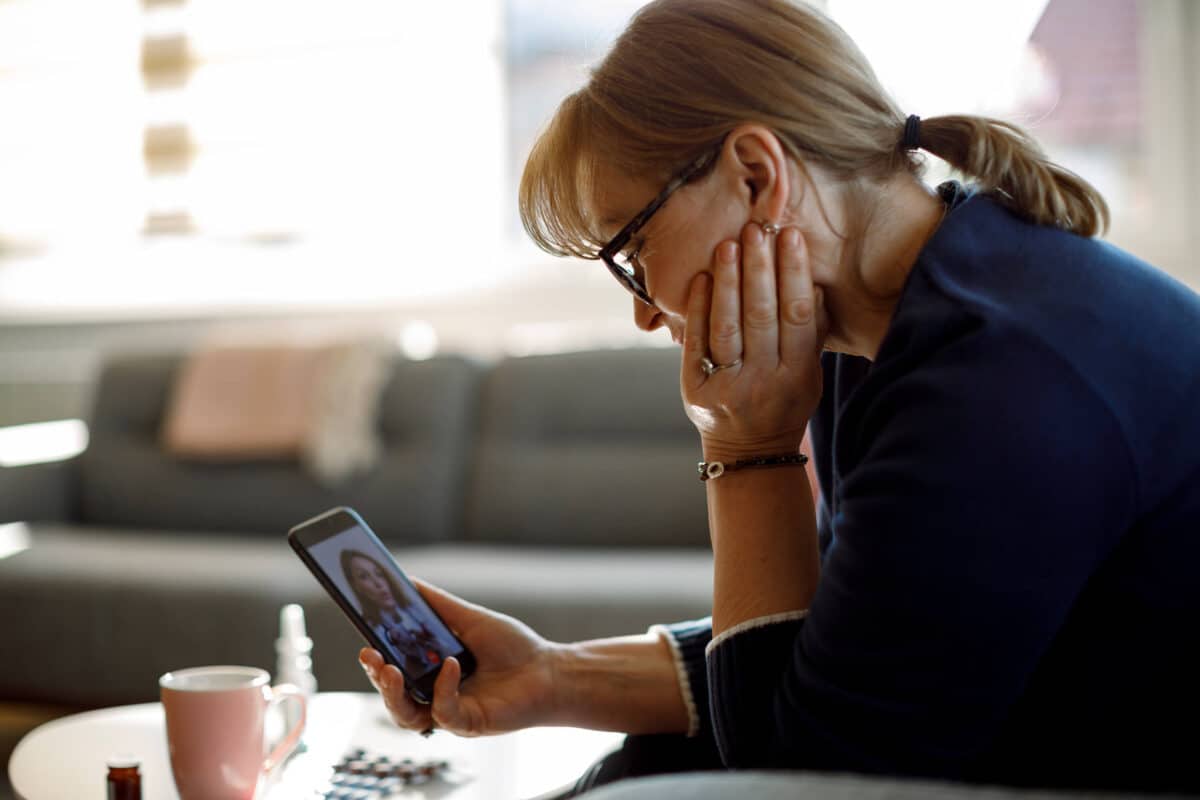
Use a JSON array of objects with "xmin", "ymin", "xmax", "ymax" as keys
[{"xmin": 916, "ymin": 115, "xmax": 1110, "ymax": 238}]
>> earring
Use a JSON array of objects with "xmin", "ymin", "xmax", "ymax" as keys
[{"xmin": 760, "ymin": 221, "xmax": 782, "ymax": 235}]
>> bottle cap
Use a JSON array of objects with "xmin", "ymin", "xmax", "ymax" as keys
[
  {"xmin": 106, "ymin": 754, "xmax": 141, "ymax": 770},
  {"xmin": 280, "ymin": 604, "xmax": 307, "ymax": 640}
]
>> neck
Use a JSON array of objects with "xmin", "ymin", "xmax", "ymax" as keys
[{"xmin": 824, "ymin": 174, "xmax": 946, "ymax": 361}]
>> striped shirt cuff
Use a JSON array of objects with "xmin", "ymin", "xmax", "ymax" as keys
[
  {"xmin": 705, "ymin": 609, "xmax": 810, "ymax": 657},
  {"xmin": 649, "ymin": 623, "xmax": 701, "ymax": 737}
]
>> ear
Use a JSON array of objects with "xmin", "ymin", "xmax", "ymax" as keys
[{"xmin": 717, "ymin": 124, "xmax": 791, "ymax": 223}]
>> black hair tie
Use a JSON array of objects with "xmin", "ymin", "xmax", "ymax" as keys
[{"xmin": 901, "ymin": 114, "xmax": 922, "ymax": 151}]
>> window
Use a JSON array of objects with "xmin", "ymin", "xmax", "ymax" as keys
[
  {"xmin": 0, "ymin": 0, "xmax": 1193, "ymax": 321},
  {"xmin": 0, "ymin": 0, "xmax": 507, "ymax": 312},
  {"xmin": 842, "ymin": 0, "xmax": 1200, "ymax": 284},
  {"xmin": 0, "ymin": 1, "xmax": 142, "ymax": 258}
]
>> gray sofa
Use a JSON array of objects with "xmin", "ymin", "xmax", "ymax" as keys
[{"xmin": 0, "ymin": 348, "xmax": 713, "ymax": 708}]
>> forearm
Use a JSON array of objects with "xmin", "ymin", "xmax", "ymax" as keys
[
  {"xmin": 549, "ymin": 633, "xmax": 690, "ymax": 734},
  {"xmin": 706, "ymin": 466, "xmax": 819, "ymax": 636}
]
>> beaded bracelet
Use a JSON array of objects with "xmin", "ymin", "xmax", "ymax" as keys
[{"xmin": 697, "ymin": 452, "xmax": 809, "ymax": 481}]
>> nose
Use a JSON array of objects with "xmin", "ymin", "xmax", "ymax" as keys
[{"xmin": 634, "ymin": 297, "xmax": 665, "ymax": 332}]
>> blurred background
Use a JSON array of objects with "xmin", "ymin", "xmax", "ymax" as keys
[{"xmin": 0, "ymin": 0, "xmax": 1196, "ymax": 458}]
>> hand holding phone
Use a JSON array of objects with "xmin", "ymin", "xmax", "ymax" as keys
[
  {"xmin": 290, "ymin": 506, "xmax": 562, "ymax": 736},
  {"xmin": 288, "ymin": 507, "xmax": 477, "ymax": 703},
  {"xmin": 366, "ymin": 573, "xmax": 569, "ymax": 739}
]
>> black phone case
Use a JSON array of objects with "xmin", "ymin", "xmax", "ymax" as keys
[{"xmin": 287, "ymin": 506, "xmax": 476, "ymax": 703}]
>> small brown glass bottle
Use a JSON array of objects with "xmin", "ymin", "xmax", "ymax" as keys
[{"xmin": 106, "ymin": 755, "xmax": 141, "ymax": 800}]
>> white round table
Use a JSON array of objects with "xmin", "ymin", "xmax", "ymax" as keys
[{"xmin": 8, "ymin": 692, "xmax": 623, "ymax": 800}]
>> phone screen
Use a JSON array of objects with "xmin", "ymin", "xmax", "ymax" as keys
[{"xmin": 299, "ymin": 516, "xmax": 468, "ymax": 686}]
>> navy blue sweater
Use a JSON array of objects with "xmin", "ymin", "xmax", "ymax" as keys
[{"xmin": 664, "ymin": 184, "xmax": 1200, "ymax": 792}]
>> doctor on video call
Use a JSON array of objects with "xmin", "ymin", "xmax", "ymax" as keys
[{"xmin": 340, "ymin": 548, "xmax": 451, "ymax": 677}]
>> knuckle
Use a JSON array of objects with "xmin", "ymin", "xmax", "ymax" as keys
[
  {"xmin": 744, "ymin": 305, "xmax": 777, "ymax": 329},
  {"xmin": 784, "ymin": 298, "xmax": 815, "ymax": 325},
  {"xmin": 711, "ymin": 319, "xmax": 740, "ymax": 342},
  {"xmin": 715, "ymin": 259, "xmax": 739, "ymax": 282}
]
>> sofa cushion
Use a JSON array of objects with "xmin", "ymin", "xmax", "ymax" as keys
[
  {"xmin": 160, "ymin": 341, "xmax": 390, "ymax": 486},
  {"xmin": 79, "ymin": 353, "xmax": 480, "ymax": 543},
  {"xmin": 464, "ymin": 349, "xmax": 710, "ymax": 547}
]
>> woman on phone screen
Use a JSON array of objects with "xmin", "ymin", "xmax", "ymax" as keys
[{"xmin": 341, "ymin": 549, "xmax": 449, "ymax": 677}]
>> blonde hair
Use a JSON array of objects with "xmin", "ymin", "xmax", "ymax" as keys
[{"xmin": 519, "ymin": 0, "xmax": 1109, "ymax": 260}]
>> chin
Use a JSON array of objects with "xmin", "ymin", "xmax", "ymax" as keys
[{"xmin": 820, "ymin": 327, "xmax": 846, "ymax": 355}]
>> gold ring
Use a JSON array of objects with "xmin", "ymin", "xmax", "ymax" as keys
[{"xmin": 701, "ymin": 356, "xmax": 742, "ymax": 376}]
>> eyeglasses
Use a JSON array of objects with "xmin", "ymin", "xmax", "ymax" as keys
[{"xmin": 598, "ymin": 147, "xmax": 720, "ymax": 307}]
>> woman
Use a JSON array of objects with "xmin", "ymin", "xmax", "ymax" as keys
[
  {"xmin": 340, "ymin": 549, "xmax": 445, "ymax": 677},
  {"xmin": 360, "ymin": 0, "xmax": 1200, "ymax": 793}
]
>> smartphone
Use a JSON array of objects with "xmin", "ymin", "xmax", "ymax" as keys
[{"xmin": 287, "ymin": 506, "xmax": 476, "ymax": 703}]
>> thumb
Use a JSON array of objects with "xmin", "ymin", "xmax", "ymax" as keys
[{"xmin": 431, "ymin": 656, "xmax": 476, "ymax": 735}]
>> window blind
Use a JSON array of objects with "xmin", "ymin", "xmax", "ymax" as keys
[{"xmin": 0, "ymin": 0, "xmax": 505, "ymax": 256}]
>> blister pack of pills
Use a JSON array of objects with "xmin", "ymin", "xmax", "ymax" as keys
[{"xmin": 314, "ymin": 748, "xmax": 453, "ymax": 798}]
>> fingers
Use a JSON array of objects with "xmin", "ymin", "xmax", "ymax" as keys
[
  {"xmin": 694, "ymin": 224, "xmax": 818, "ymax": 373},
  {"xmin": 741, "ymin": 223, "xmax": 779, "ymax": 364},
  {"xmin": 681, "ymin": 271, "xmax": 712, "ymax": 390},
  {"xmin": 359, "ymin": 648, "xmax": 432, "ymax": 731},
  {"xmin": 360, "ymin": 647, "xmax": 383, "ymax": 672},
  {"xmin": 430, "ymin": 656, "xmax": 475, "ymax": 735},
  {"xmin": 359, "ymin": 648, "xmax": 477, "ymax": 737},
  {"xmin": 708, "ymin": 241, "xmax": 742, "ymax": 366},
  {"xmin": 777, "ymin": 227, "xmax": 820, "ymax": 365},
  {"xmin": 409, "ymin": 577, "xmax": 478, "ymax": 633}
]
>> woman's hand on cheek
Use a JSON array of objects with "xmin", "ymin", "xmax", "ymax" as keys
[{"xmin": 680, "ymin": 223, "xmax": 826, "ymax": 462}]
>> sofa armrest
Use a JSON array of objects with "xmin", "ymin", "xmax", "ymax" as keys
[{"xmin": 0, "ymin": 458, "xmax": 79, "ymax": 523}]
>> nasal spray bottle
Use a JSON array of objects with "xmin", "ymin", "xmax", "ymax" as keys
[{"xmin": 276, "ymin": 603, "xmax": 317, "ymax": 755}]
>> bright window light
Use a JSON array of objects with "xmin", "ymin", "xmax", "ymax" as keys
[
  {"xmin": 0, "ymin": 0, "xmax": 142, "ymax": 245},
  {"xmin": 827, "ymin": 0, "xmax": 1053, "ymax": 116},
  {"xmin": 0, "ymin": 419, "xmax": 89, "ymax": 468},
  {"xmin": 0, "ymin": 0, "xmax": 506, "ymax": 313},
  {"xmin": 397, "ymin": 320, "xmax": 439, "ymax": 361},
  {"xmin": 0, "ymin": 0, "xmax": 1180, "ymax": 319},
  {"xmin": 0, "ymin": 522, "xmax": 32, "ymax": 561}
]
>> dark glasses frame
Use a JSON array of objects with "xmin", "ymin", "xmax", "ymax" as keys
[{"xmin": 598, "ymin": 146, "xmax": 721, "ymax": 307}]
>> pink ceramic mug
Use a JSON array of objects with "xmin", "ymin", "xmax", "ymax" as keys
[{"xmin": 159, "ymin": 665, "xmax": 307, "ymax": 800}]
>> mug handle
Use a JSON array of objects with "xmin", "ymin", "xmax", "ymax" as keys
[{"xmin": 262, "ymin": 683, "xmax": 308, "ymax": 773}]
